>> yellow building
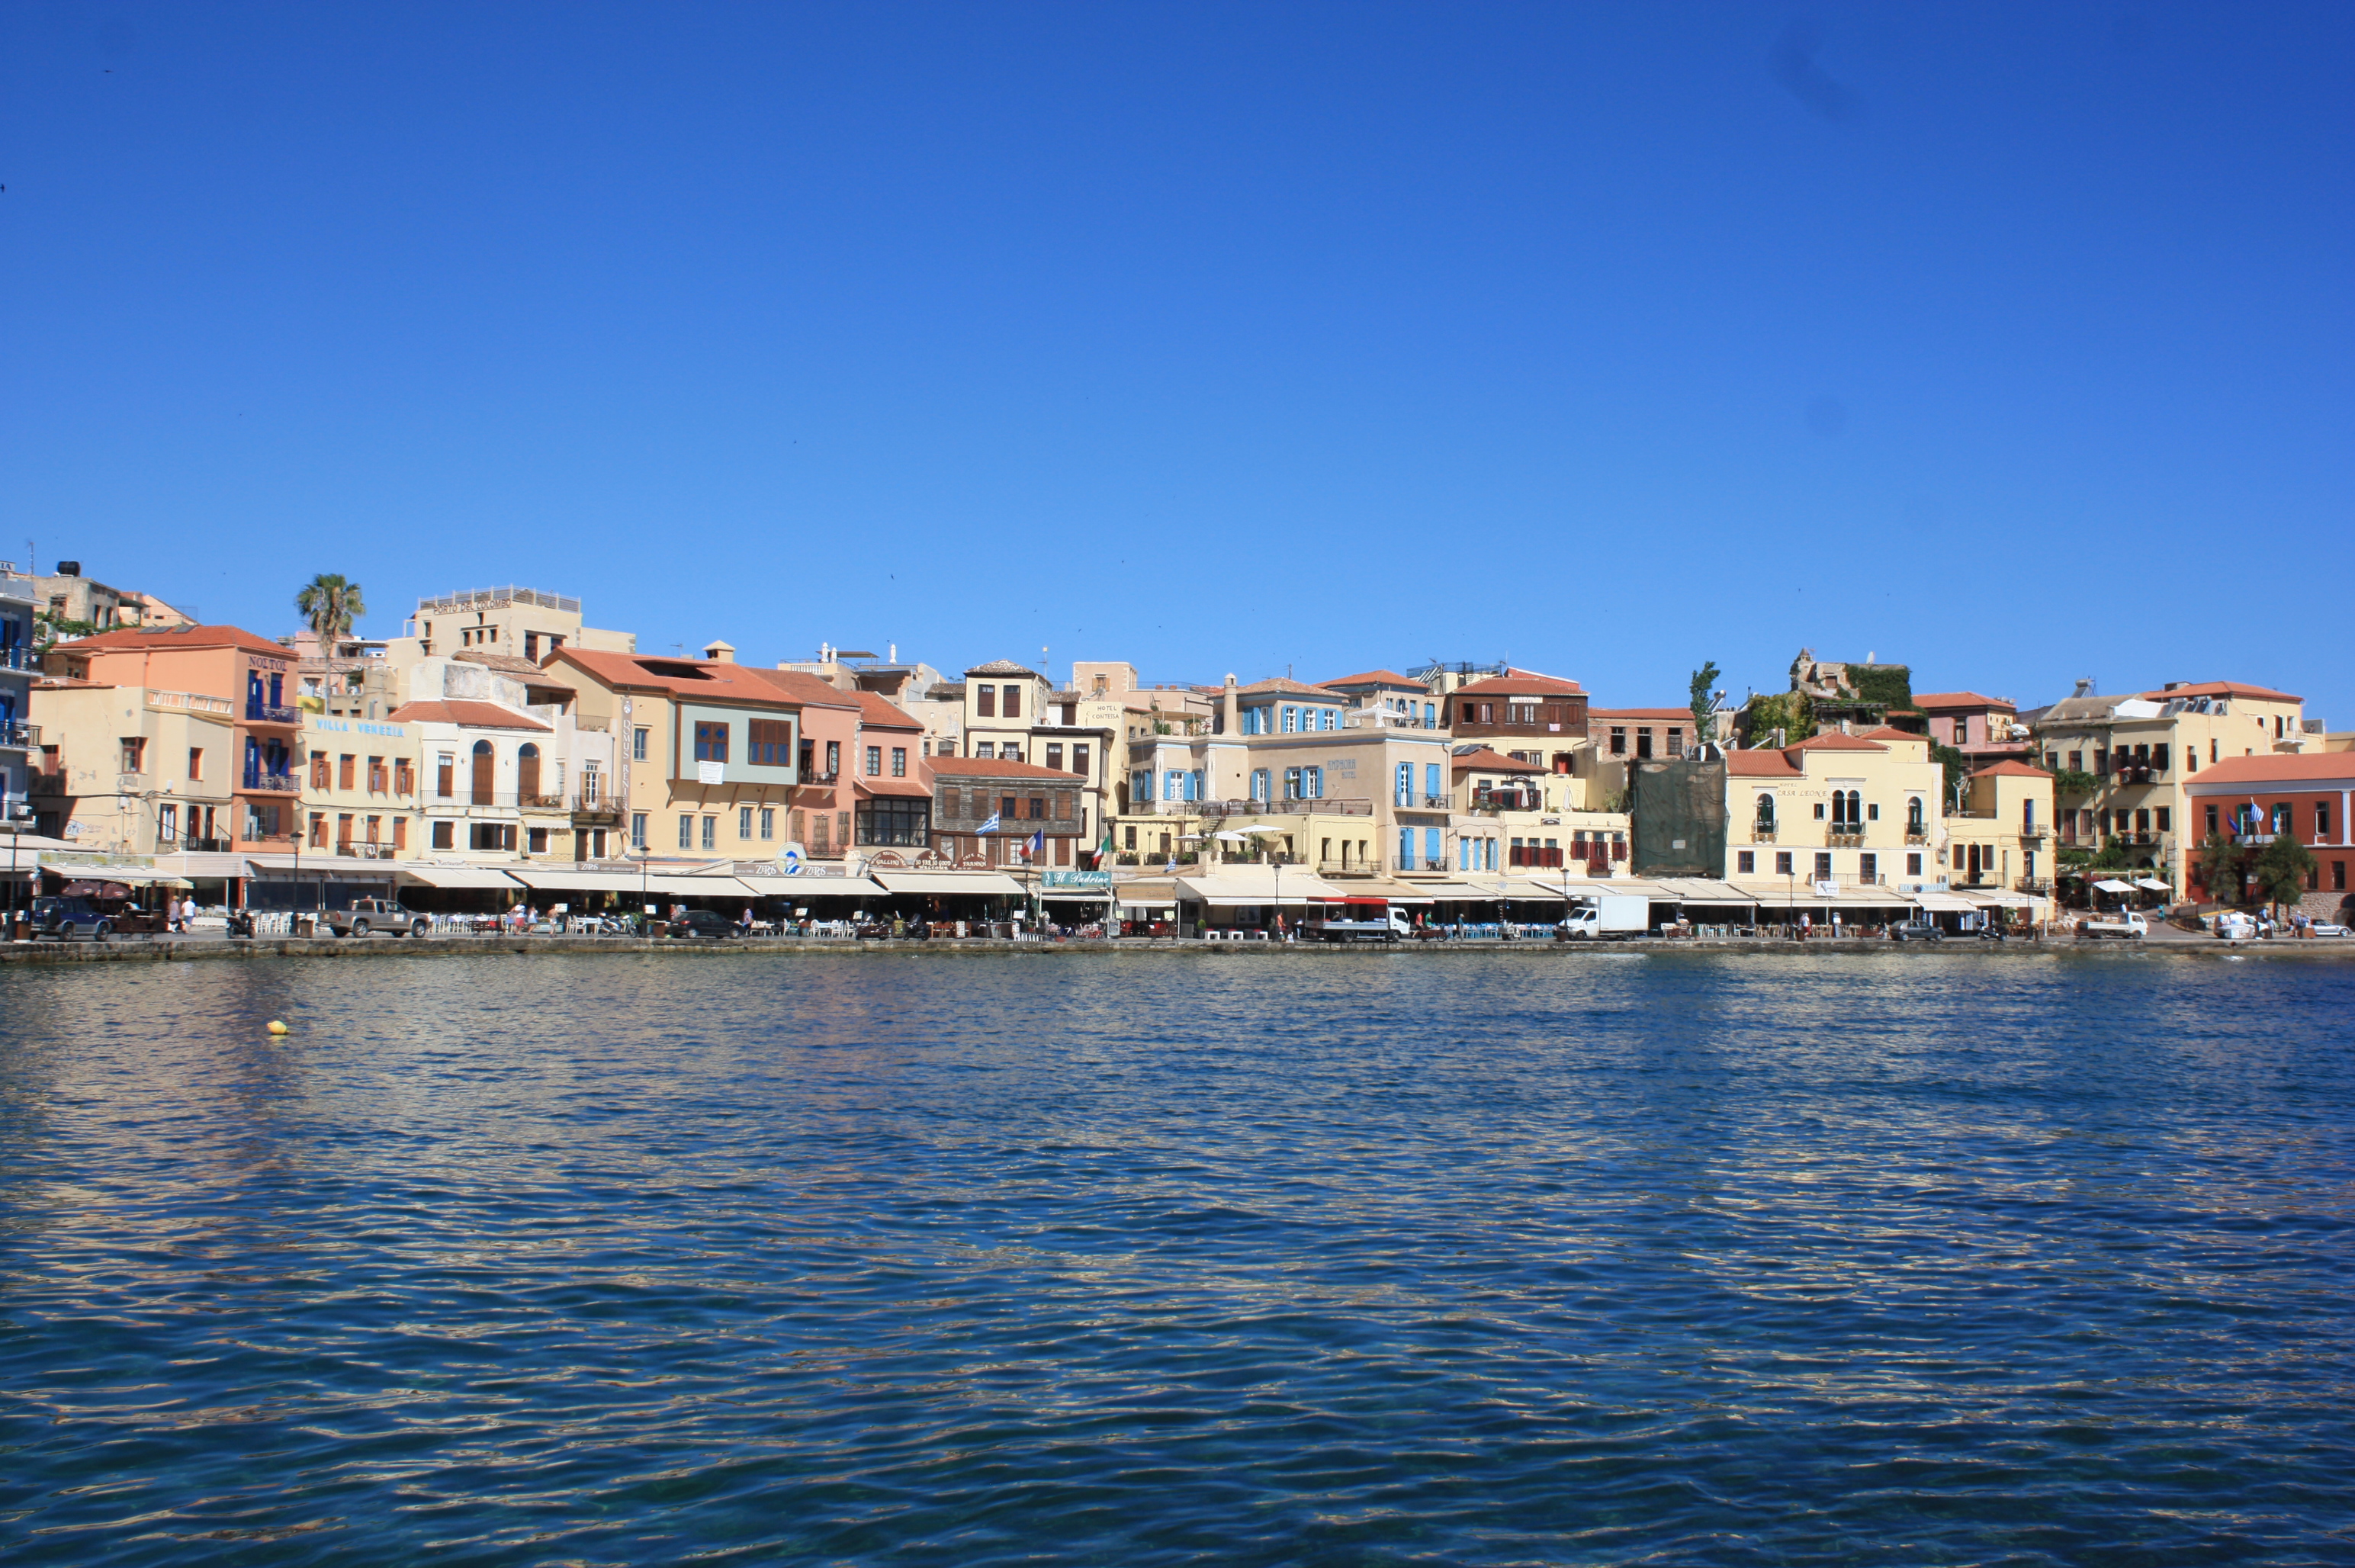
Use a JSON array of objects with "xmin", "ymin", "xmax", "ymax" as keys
[
  {"xmin": 1724, "ymin": 728, "xmax": 1946, "ymax": 891},
  {"xmin": 2031, "ymin": 679, "xmax": 2308, "ymax": 895},
  {"xmin": 1449, "ymin": 747, "xmax": 1630, "ymax": 876}
]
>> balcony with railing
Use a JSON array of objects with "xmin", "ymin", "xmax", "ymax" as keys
[
  {"xmin": 1751, "ymin": 821, "xmax": 1777, "ymax": 843},
  {"xmin": 1316, "ymin": 857, "xmax": 1383, "ymax": 877},
  {"xmin": 1470, "ymin": 789, "xmax": 1547, "ymax": 814},
  {"xmin": 244, "ymin": 701, "xmax": 301, "ymax": 725},
  {"xmin": 1393, "ymin": 793, "xmax": 1452, "ymax": 812},
  {"xmin": 333, "ymin": 842, "xmax": 400, "ymax": 860},
  {"xmin": 0, "ymin": 720, "xmax": 37, "ymax": 749},
  {"xmin": 1824, "ymin": 826, "xmax": 1865, "ymax": 847},
  {"xmin": 160, "ymin": 835, "xmax": 234, "ymax": 853},
  {"xmin": 0, "ymin": 644, "xmax": 38, "ymax": 671},
  {"xmin": 241, "ymin": 768, "xmax": 300, "ymax": 793}
]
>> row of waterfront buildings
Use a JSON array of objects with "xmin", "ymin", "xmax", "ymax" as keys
[{"xmin": 3, "ymin": 564, "xmax": 2349, "ymax": 927}]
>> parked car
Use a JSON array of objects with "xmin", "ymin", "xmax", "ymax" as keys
[
  {"xmin": 2313, "ymin": 921, "xmax": 2351, "ymax": 937},
  {"xmin": 1888, "ymin": 918, "xmax": 1944, "ymax": 943},
  {"xmin": 325, "ymin": 898, "xmax": 431, "ymax": 938},
  {"xmin": 28, "ymin": 895, "xmax": 114, "ymax": 940},
  {"xmin": 666, "ymin": 909, "xmax": 738, "ymax": 940}
]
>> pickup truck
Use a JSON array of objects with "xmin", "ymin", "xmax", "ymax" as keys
[
  {"xmin": 2079, "ymin": 911, "xmax": 2147, "ymax": 940},
  {"xmin": 1306, "ymin": 906, "xmax": 1412, "ymax": 943},
  {"xmin": 325, "ymin": 898, "xmax": 431, "ymax": 938}
]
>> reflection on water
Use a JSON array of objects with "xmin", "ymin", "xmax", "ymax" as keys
[{"xmin": 4, "ymin": 952, "xmax": 2353, "ymax": 1564}]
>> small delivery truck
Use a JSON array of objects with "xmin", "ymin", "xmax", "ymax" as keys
[
  {"xmin": 2079, "ymin": 910, "xmax": 2148, "ymax": 940},
  {"xmin": 1306, "ymin": 904, "xmax": 1413, "ymax": 943},
  {"xmin": 1556, "ymin": 893, "xmax": 1651, "ymax": 940}
]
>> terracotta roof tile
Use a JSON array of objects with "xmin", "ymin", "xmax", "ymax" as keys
[
  {"xmin": 2186, "ymin": 753, "xmax": 2355, "ymax": 786},
  {"xmin": 1788, "ymin": 732, "xmax": 1888, "ymax": 752},
  {"xmin": 1589, "ymin": 707, "xmax": 1689, "ymax": 720},
  {"xmin": 2135, "ymin": 680, "xmax": 2304, "ymax": 703},
  {"xmin": 1237, "ymin": 676, "xmax": 1341, "ymax": 697},
  {"xmin": 387, "ymin": 699, "xmax": 552, "ymax": 731},
  {"xmin": 1455, "ymin": 672, "xmax": 1586, "ymax": 696},
  {"xmin": 550, "ymin": 647, "xmax": 814, "ymax": 706},
  {"xmin": 1970, "ymin": 760, "xmax": 2052, "ymax": 779},
  {"xmin": 928, "ymin": 756, "xmax": 1088, "ymax": 782},
  {"xmin": 1726, "ymin": 750, "xmax": 1801, "ymax": 776},
  {"xmin": 59, "ymin": 623, "xmax": 289, "ymax": 657},
  {"xmin": 1320, "ymin": 669, "xmax": 1428, "ymax": 690},
  {"xmin": 1913, "ymin": 690, "xmax": 2013, "ymax": 710}
]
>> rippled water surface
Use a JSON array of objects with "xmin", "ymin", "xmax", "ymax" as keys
[{"xmin": 4, "ymin": 950, "xmax": 2353, "ymax": 1565}]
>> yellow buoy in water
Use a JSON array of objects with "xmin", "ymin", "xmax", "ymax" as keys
[{"xmin": 266, "ymin": 1020, "xmax": 290, "ymax": 1035}]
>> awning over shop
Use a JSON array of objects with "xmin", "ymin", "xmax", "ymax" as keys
[
  {"xmin": 1112, "ymin": 878, "xmax": 1182, "ymax": 908},
  {"xmin": 872, "ymin": 872, "xmax": 1026, "ymax": 897},
  {"xmin": 1406, "ymin": 879, "xmax": 1505, "ymax": 900},
  {"xmin": 397, "ymin": 866, "xmax": 525, "ymax": 890},
  {"xmin": 641, "ymin": 873, "xmax": 756, "ymax": 898},
  {"xmin": 1514, "ymin": 876, "xmax": 1675, "ymax": 901},
  {"xmin": 1312, "ymin": 877, "xmax": 1435, "ymax": 903},
  {"xmin": 1725, "ymin": 881, "xmax": 1918, "ymax": 909},
  {"xmin": 2093, "ymin": 878, "xmax": 2135, "ymax": 892},
  {"xmin": 1648, "ymin": 878, "xmax": 1761, "ymax": 906},
  {"xmin": 59, "ymin": 868, "xmax": 194, "ymax": 887},
  {"xmin": 2134, "ymin": 877, "xmax": 2172, "ymax": 892},
  {"xmin": 1910, "ymin": 891, "xmax": 1981, "ymax": 912},
  {"xmin": 738, "ymin": 875, "xmax": 886, "ymax": 898},
  {"xmin": 1962, "ymin": 888, "xmax": 2042, "ymax": 908},
  {"xmin": 508, "ymin": 868, "xmax": 653, "ymax": 892},
  {"xmin": 1175, "ymin": 868, "xmax": 1345, "ymax": 906}
]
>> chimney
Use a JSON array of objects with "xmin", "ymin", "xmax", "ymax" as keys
[
  {"xmin": 703, "ymin": 639, "xmax": 736, "ymax": 664},
  {"xmin": 1222, "ymin": 673, "xmax": 1239, "ymax": 737}
]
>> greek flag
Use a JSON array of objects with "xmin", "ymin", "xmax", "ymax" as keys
[{"xmin": 977, "ymin": 811, "xmax": 1001, "ymax": 834}]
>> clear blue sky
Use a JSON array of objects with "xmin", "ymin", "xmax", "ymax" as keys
[{"xmin": 5, "ymin": 3, "xmax": 2350, "ymax": 718}]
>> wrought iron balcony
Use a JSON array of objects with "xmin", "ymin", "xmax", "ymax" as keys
[
  {"xmin": 0, "ymin": 721, "xmax": 40, "ymax": 748},
  {"xmin": 241, "ymin": 768, "xmax": 300, "ymax": 792},
  {"xmin": 0, "ymin": 645, "xmax": 37, "ymax": 670},
  {"xmin": 244, "ymin": 701, "xmax": 301, "ymax": 725}
]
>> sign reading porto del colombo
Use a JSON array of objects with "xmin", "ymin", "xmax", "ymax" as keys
[{"xmin": 1041, "ymin": 870, "xmax": 1113, "ymax": 891}]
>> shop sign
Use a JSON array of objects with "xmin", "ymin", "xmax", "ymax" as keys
[{"xmin": 1043, "ymin": 870, "xmax": 1111, "ymax": 890}]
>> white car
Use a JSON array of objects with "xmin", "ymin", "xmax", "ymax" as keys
[
  {"xmin": 2313, "ymin": 921, "xmax": 2350, "ymax": 937},
  {"xmin": 2212, "ymin": 912, "xmax": 2257, "ymax": 940}
]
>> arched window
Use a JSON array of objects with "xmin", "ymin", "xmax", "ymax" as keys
[
  {"xmin": 517, "ymin": 743, "xmax": 541, "ymax": 802},
  {"xmin": 471, "ymin": 740, "xmax": 495, "ymax": 805},
  {"xmin": 1907, "ymin": 796, "xmax": 1925, "ymax": 832},
  {"xmin": 1842, "ymin": 789, "xmax": 1862, "ymax": 825},
  {"xmin": 1755, "ymin": 792, "xmax": 1776, "ymax": 830}
]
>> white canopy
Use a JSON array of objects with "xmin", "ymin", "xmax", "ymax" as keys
[
  {"xmin": 872, "ymin": 872, "xmax": 1025, "ymax": 896},
  {"xmin": 738, "ymin": 874, "xmax": 885, "ymax": 898},
  {"xmin": 399, "ymin": 865, "xmax": 525, "ymax": 890},
  {"xmin": 1175, "ymin": 866, "xmax": 1345, "ymax": 906},
  {"xmin": 1910, "ymin": 892, "xmax": 1981, "ymax": 912},
  {"xmin": 2135, "ymin": 877, "xmax": 2172, "ymax": 891},
  {"xmin": 508, "ymin": 868, "xmax": 651, "ymax": 892},
  {"xmin": 2093, "ymin": 878, "xmax": 2135, "ymax": 892}
]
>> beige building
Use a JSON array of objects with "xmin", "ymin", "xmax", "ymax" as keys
[
  {"xmin": 1724, "ymin": 728, "xmax": 1948, "ymax": 891},
  {"xmin": 387, "ymin": 586, "xmax": 635, "ymax": 698},
  {"xmin": 2029, "ymin": 679, "xmax": 2309, "ymax": 893},
  {"xmin": 24, "ymin": 676, "xmax": 237, "ymax": 853},
  {"xmin": 394, "ymin": 655, "xmax": 621, "ymax": 864},
  {"xmin": 21, "ymin": 561, "xmax": 194, "ymax": 635},
  {"xmin": 1449, "ymin": 747, "xmax": 1631, "ymax": 876},
  {"xmin": 1943, "ymin": 760, "xmax": 2056, "ymax": 897},
  {"xmin": 298, "ymin": 711, "xmax": 422, "ymax": 861}
]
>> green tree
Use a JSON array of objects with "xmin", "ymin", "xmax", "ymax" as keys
[
  {"xmin": 294, "ymin": 574, "xmax": 366, "ymax": 643},
  {"xmin": 1687, "ymin": 661, "xmax": 1720, "ymax": 750},
  {"xmin": 2252, "ymin": 831, "xmax": 2316, "ymax": 914},
  {"xmin": 2196, "ymin": 832, "xmax": 2247, "ymax": 906}
]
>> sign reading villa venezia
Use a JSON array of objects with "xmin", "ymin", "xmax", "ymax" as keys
[{"xmin": 11, "ymin": 596, "xmax": 2342, "ymax": 920}]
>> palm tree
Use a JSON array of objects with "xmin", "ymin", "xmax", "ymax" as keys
[{"xmin": 294, "ymin": 574, "xmax": 366, "ymax": 645}]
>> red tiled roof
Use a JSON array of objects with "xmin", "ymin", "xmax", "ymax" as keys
[
  {"xmin": 1788, "ymin": 733, "xmax": 1888, "ymax": 752},
  {"xmin": 1913, "ymin": 690, "xmax": 2014, "ymax": 711},
  {"xmin": 1455, "ymin": 672, "xmax": 1585, "ymax": 696},
  {"xmin": 1237, "ymin": 676, "xmax": 1341, "ymax": 697},
  {"xmin": 848, "ymin": 690, "xmax": 924, "ymax": 730},
  {"xmin": 549, "ymin": 647, "xmax": 811, "ymax": 706},
  {"xmin": 2135, "ymin": 680, "xmax": 2304, "ymax": 704},
  {"xmin": 387, "ymin": 699, "xmax": 551, "ymax": 731},
  {"xmin": 2186, "ymin": 753, "xmax": 2355, "ymax": 788},
  {"xmin": 60, "ymin": 624, "xmax": 289, "ymax": 657},
  {"xmin": 854, "ymin": 775, "xmax": 934, "ymax": 799},
  {"xmin": 1320, "ymin": 669, "xmax": 1427, "ymax": 690},
  {"xmin": 1971, "ymin": 760, "xmax": 2052, "ymax": 779},
  {"xmin": 928, "ymin": 756, "xmax": 1086, "ymax": 781},
  {"xmin": 1861, "ymin": 726, "xmax": 1923, "ymax": 742},
  {"xmin": 737, "ymin": 667, "xmax": 860, "ymax": 710},
  {"xmin": 1589, "ymin": 707, "xmax": 1689, "ymax": 720},
  {"xmin": 1727, "ymin": 750, "xmax": 1801, "ymax": 777},
  {"xmin": 1450, "ymin": 747, "xmax": 1547, "ymax": 773}
]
